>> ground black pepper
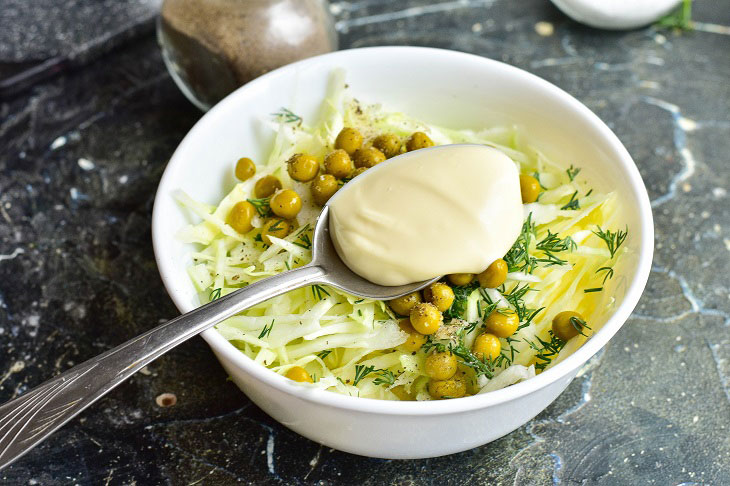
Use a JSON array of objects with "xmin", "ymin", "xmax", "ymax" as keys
[{"xmin": 159, "ymin": 0, "xmax": 337, "ymax": 109}]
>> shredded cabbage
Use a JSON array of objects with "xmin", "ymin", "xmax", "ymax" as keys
[{"xmin": 176, "ymin": 70, "xmax": 627, "ymax": 400}]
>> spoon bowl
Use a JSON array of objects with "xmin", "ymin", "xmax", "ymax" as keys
[{"xmin": 313, "ymin": 206, "xmax": 439, "ymax": 299}]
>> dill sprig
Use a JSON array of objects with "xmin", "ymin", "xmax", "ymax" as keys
[
  {"xmin": 503, "ymin": 336, "xmax": 520, "ymax": 364},
  {"xmin": 526, "ymin": 318, "xmax": 592, "ymax": 370},
  {"xmin": 449, "ymin": 342, "xmax": 496, "ymax": 378},
  {"xmin": 656, "ymin": 0, "xmax": 693, "ymax": 31},
  {"xmin": 566, "ymin": 165, "xmax": 581, "ymax": 181},
  {"xmin": 478, "ymin": 287, "xmax": 494, "ymax": 305},
  {"xmin": 596, "ymin": 266, "xmax": 614, "ymax": 284},
  {"xmin": 443, "ymin": 282, "xmax": 478, "ymax": 320},
  {"xmin": 373, "ymin": 369, "xmax": 396, "ymax": 387},
  {"xmin": 246, "ymin": 197, "xmax": 271, "ymax": 217},
  {"xmin": 536, "ymin": 231, "xmax": 576, "ymax": 254},
  {"xmin": 569, "ymin": 316, "xmax": 590, "ymax": 337},
  {"xmin": 463, "ymin": 320, "xmax": 479, "ymax": 335},
  {"xmin": 316, "ymin": 349, "xmax": 332, "ymax": 360},
  {"xmin": 293, "ymin": 232, "xmax": 312, "ymax": 249},
  {"xmin": 525, "ymin": 332, "xmax": 565, "ymax": 371},
  {"xmin": 535, "ymin": 231, "xmax": 576, "ymax": 267},
  {"xmin": 501, "ymin": 283, "xmax": 543, "ymax": 326},
  {"xmin": 501, "ymin": 283, "xmax": 531, "ymax": 308},
  {"xmin": 311, "ymin": 284, "xmax": 330, "ymax": 300},
  {"xmin": 423, "ymin": 329, "xmax": 504, "ymax": 379},
  {"xmin": 519, "ymin": 307, "xmax": 545, "ymax": 330},
  {"xmin": 209, "ymin": 288, "xmax": 222, "ymax": 301},
  {"xmin": 290, "ymin": 223, "xmax": 312, "ymax": 249},
  {"xmin": 593, "ymin": 226, "xmax": 628, "ymax": 258},
  {"xmin": 258, "ymin": 320, "xmax": 275, "ymax": 339},
  {"xmin": 504, "ymin": 214, "xmax": 538, "ymax": 273},
  {"xmin": 353, "ymin": 364, "xmax": 375, "ymax": 386},
  {"xmin": 272, "ymin": 107, "xmax": 303, "ymax": 124},
  {"xmin": 560, "ymin": 191, "xmax": 580, "ymax": 210}
]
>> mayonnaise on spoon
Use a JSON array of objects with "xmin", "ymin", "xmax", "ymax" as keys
[{"xmin": 328, "ymin": 144, "xmax": 523, "ymax": 286}]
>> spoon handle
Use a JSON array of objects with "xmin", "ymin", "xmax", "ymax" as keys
[{"xmin": 0, "ymin": 264, "xmax": 326, "ymax": 470}]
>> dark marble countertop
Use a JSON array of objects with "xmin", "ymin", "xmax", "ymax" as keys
[{"xmin": 1, "ymin": 1, "xmax": 728, "ymax": 484}]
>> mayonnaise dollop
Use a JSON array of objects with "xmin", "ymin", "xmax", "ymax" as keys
[{"xmin": 328, "ymin": 144, "xmax": 523, "ymax": 286}]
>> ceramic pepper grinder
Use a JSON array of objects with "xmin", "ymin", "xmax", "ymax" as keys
[{"xmin": 158, "ymin": 0, "xmax": 337, "ymax": 111}]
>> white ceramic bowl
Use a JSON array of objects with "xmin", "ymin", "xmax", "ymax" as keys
[
  {"xmin": 152, "ymin": 46, "xmax": 653, "ymax": 459},
  {"xmin": 550, "ymin": 0, "xmax": 681, "ymax": 30}
]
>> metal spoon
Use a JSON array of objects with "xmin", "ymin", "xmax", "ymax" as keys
[{"xmin": 0, "ymin": 206, "xmax": 437, "ymax": 469}]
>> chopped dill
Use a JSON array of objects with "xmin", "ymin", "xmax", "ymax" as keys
[
  {"xmin": 525, "ymin": 332, "xmax": 565, "ymax": 371},
  {"xmin": 272, "ymin": 107, "xmax": 303, "ymax": 124},
  {"xmin": 518, "ymin": 307, "xmax": 545, "ymax": 330},
  {"xmin": 258, "ymin": 320, "xmax": 275, "ymax": 339},
  {"xmin": 353, "ymin": 364, "xmax": 376, "ymax": 386},
  {"xmin": 373, "ymin": 369, "xmax": 396, "ymax": 387},
  {"xmin": 292, "ymin": 232, "xmax": 312, "ymax": 249},
  {"xmin": 246, "ymin": 197, "xmax": 271, "ymax": 217},
  {"xmin": 421, "ymin": 335, "xmax": 447, "ymax": 354},
  {"xmin": 502, "ymin": 283, "xmax": 531, "ymax": 306},
  {"xmin": 560, "ymin": 191, "xmax": 580, "ymax": 210},
  {"xmin": 449, "ymin": 341, "xmax": 496, "ymax": 378},
  {"xmin": 479, "ymin": 287, "xmax": 494, "ymax": 305},
  {"xmin": 209, "ymin": 288, "xmax": 222, "ymax": 301},
  {"xmin": 284, "ymin": 260, "xmax": 290, "ymax": 270},
  {"xmin": 533, "ymin": 171, "xmax": 547, "ymax": 190},
  {"xmin": 502, "ymin": 283, "xmax": 542, "ymax": 325},
  {"xmin": 311, "ymin": 284, "xmax": 330, "ymax": 300},
  {"xmin": 585, "ymin": 188, "xmax": 593, "ymax": 197},
  {"xmin": 504, "ymin": 336, "xmax": 520, "ymax": 363},
  {"xmin": 316, "ymin": 349, "xmax": 332, "ymax": 360},
  {"xmin": 535, "ymin": 231, "xmax": 576, "ymax": 267},
  {"xmin": 503, "ymin": 214, "xmax": 537, "ymax": 273},
  {"xmin": 254, "ymin": 234, "xmax": 263, "ymax": 243},
  {"xmin": 443, "ymin": 282, "xmax": 478, "ymax": 319},
  {"xmin": 593, "ymin": 226, "xmax": 628, "ymax": 258},
  {"xmin": 536, "ymin": 231, "xmax": 576, "ymax": 254},
  {"xmin": 527, "ymin": 319, "xmax": 591, "ymax": 371},
  {"xmin": 656, "ymin": 0, "xmax": 693, "ymax": 31},
  {"xmin": 267, "ymin": 218, "xmax": 286, "ymax": 233},
  {"xmin": 566, "ymin": 164, "xmax": 581, "ymax": 181},
  {"xmin": 481, "ymin": 301, "xmax": 498, "ymax": 318},
  {"xmin": 293, "ymin": 223, "xmax": 311, "ymax": 235},
  {"xmin": 464, "ymin": 320, "xmax": 482, "ymax": 335},
  {"xmin": 292, "ymin": 224, "xmax": 313, "ymax": 249},
  {"xmin": 584, "ymin": 287, "xmax": 603, "ymax": 293},
  {"xmin": 596, "ymin": 266, "xmax": 614, "ymax": 284},
  {"xmin": 570, "ymin": 316, "xmax": 590, "ymax": 336}
]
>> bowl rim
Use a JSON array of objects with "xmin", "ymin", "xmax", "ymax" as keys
[{"xmin": 152, "ymin": 45, "xmax": 654, "ymax": 416}]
